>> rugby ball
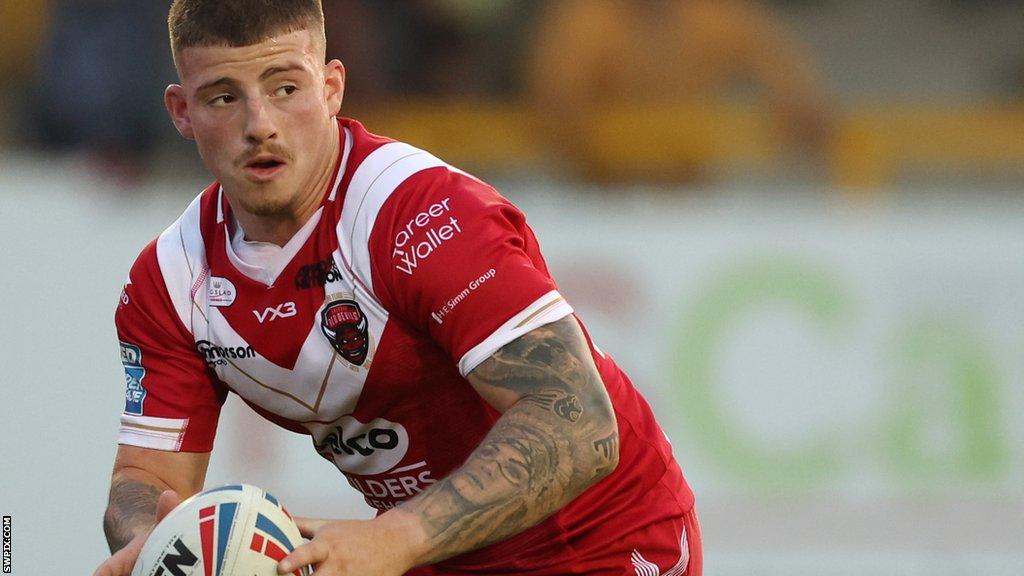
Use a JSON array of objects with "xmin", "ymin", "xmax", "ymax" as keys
[{"xmin": 132, "ymin": 483, "xmax": 310, "ymax": 576}]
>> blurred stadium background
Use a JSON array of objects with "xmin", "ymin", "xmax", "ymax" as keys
[{"xmin": 1, "ymin": 0, "xmax": 1023, "ymax": 573}]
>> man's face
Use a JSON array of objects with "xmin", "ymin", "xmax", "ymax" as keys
[{"xmin": 166, "ymin": 29, "xmax": 344, "ymax": 217}]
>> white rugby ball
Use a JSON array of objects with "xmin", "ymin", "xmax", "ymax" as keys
[{"xmin": 132, "ymin": 483, "xmax": 310, "ymax": 576}]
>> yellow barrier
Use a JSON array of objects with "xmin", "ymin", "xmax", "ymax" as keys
[
  {"xmin": 352, "ymin": 100, "xmax": 1024, "ymax": 190},
  {"xmin": 351, "ymin": 101, "xmax": 542, "ymax": 172},
  {"xmin": 834, "ymin": 103, "xmax": 1024, "ymax": 189}
]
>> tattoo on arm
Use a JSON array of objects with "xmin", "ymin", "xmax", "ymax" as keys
[
  {"xmin": 103, "ymin": 478, "xmax": 161, "ymax": 552},
  {"xmin": 521, "ymin": 390, "xmax": 582, "ymax": 422},
  {"xmin": 592, "ymin": 431, "xmax": 620, "ymax": 476},
  {"xmin": 401, "ymin": 316, "xmax": 619, "ymax": 564}
]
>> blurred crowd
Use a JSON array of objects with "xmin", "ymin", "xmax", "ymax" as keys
[{"xmin": 1, "ymin": 0, "xmax": 1023, "ymax": 188}]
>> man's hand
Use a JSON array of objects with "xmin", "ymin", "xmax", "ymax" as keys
[
  {"xmin": 278, "ymin": 512, "xmax": 426, "ymax": 576},
  {"xmin": 93, "ymin": 490, "xmax": 183, "ymax": 576}
]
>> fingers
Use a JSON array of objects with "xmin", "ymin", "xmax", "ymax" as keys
[
  {"xmin": 93, "ymin": 526, "xmax": 151, "ymax": 576},
  {"xmin": 279, "ymin": 539, "xmax": 326, "ymax": 575},
  {"xmin": 156, "ymin": 489, "xmax": 183, "ymax": 520},
  {"xmin": 293, "ymin": 516, "xmax": 328, "ymax": 538}
]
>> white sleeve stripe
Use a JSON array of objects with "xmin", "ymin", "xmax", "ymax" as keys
[
  {"xmin": 120, "ymin": 414, "xmax": 187, "ymax": 431},
  {"xmin": 515, "ymin": 297, "xmax": 568, "ymax": 329},
  {"xmin": 121, "ymin": 422, "xmax": 183, "ymax": 434},
  {"xmin": 117, "ymin": 429, "xmax": 185, "ymax": 451},
  {"xmin": 118, "ymin": 415, "xmax": 188, "ymax": 451},
  {"xmin": 458, "ymin": 291, "xmax": 574, "ymax": 376}
]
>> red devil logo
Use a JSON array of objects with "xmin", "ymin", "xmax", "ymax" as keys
[{"xmin": 320, "ymin": 299, "xmax": 369, "ymax": 365}]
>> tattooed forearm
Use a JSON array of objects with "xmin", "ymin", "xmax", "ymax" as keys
[
  {"xmin": 398, "ymin": 316, "xmax": 619, "ymax": 564},
  {"xmin": 102, "ymin": 478, "xmax": 161, "ymax": 552}
]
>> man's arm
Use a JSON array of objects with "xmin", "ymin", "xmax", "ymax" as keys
[
  {"xmin": 280, "ymin": 315, "xmax": 619, "ymax": 574},
  {"xmin": 401, "ymin": 315, "xmax": 619, "ymax": 559},
  {"xmin": 104, "ymin": 477, "xmax": 161, "ymax": 553},
  {"xmin": 104, "ymin": 446, "xmax": 210, "ymax": 551},
  {"xmin": 94, "ymin": 446, "xmax": 210, "ymax": 576}
]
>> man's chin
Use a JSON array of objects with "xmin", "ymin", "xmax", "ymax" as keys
[
  {"xmin": 246, "ymin": 196, "xmax": 293, "ymax": 217},
  {"xmin": 230, "ymin": 183, "xmax": 294, "ymax": 217}
]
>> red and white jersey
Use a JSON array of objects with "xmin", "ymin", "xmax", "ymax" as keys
[{"xmin": 115, "ymin": 118, "xmax": 694, "ymax": 571}]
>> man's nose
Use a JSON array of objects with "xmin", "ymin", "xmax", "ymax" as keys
[{"xmin": 244, "ymin": 97, "xmax": 277, "ymax": 144}]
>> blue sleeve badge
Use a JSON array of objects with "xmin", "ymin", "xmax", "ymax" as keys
[{"xmin": 120, "ymin": 341, "xmax": 147, "ymax": 415}]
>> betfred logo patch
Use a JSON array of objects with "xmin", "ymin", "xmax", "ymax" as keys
[
  {"xmin": 320, "ymin": 294, "xmax": 370, "ymax": 366},
  {"xmin": 120, "ymin": 341, "xmax": 146, "ymax": 415}
]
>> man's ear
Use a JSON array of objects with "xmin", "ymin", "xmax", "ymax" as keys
[
  {"xmin": 164, "ymin": 84, "xmax": 195, "ymax": 140},
  {"xmin": 324, "ymin": 59, "xmax": 346, "ymax": 117}
]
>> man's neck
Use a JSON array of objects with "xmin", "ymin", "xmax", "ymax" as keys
[
  {"xmin": 232, "ymin": 123, "xmax": 340, "ymax": 247},
  {"xmin": 234, "ymin": 211, "xmax": 314, "ymax": 248}
]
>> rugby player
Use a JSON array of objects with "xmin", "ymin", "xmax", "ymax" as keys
[{"xmin": 94, "ymin": 2, "xmax": 701, "ymax": 575}]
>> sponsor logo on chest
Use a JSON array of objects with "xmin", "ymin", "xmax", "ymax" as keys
[
  {"xmin": 313, "ymin": 416, "xmax": 437, "ymax": 510},
  {"xmin": 195, "ymin": 340, "xmax": 258, "ymax": 367},
  {"xmin": 253, "ymin": 301, "xmax": 297, "ymax": 323},
  {"xmin": 295, "ymin": 257, "xmax": 342, "ymax": 289}
]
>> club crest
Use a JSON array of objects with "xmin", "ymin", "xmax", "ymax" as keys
[{"xmin": 320, "ymin": 294, "xmax": 370, "ymax": 366}]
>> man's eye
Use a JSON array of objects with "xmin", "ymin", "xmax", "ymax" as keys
[
  {"xmin": 209, "ymin": 94, "xmax": 235, "ymax": 106},
  {"xmin": 275, "ymin": 85, "xmax": 297, "ymax": 97}
]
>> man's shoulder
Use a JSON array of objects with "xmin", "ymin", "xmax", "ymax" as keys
[
  {"xmin": 340, "ymin": 116, "xmax": 481, "ymax": 189},
  {"xmin": 340, "ymin": 146, "xmax": 510, "ymax": 246},
  {"xmin": 339, "ymin": 119, "xmax": 453, "ymax": 229},
  {"xmin": 342, "ymin": 117, "xmax": 505, "ymax": 204}
]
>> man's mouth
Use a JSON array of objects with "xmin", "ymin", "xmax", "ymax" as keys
[{"xmin": 243, "ymin": 156, "xmax": 287, "ymax": 181}]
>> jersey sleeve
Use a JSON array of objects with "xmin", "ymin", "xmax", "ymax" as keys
[
  {"xmin": 114, "ymin": 240, "xmax": 226, "ymax": 452},
  {"xmin": 368, "ymin": 168, "xmax": 574, "ymax": 375}
]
